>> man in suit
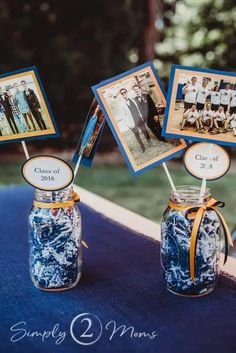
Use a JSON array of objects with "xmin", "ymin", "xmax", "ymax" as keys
[
  {"xmin": 120, "ymin": 88, "xmax": 151, "ymax": 153},
  {"xmin": 0, "ymin": 86, "xmax": 19, "ymax": 134},
  {"xmin": 14, "ymin": 83, "xmax": 37, "ymax": 131},
  {"xmin": 133, "ymin": 84, "xmax": 166, "ymax": 142},
  {"xmin": 6, "ymin": 89, "xmax": 28, "ymax": 133},
  {"xmin": 21, "ymin": 80, "xmax": 47, "ymax": 130}
]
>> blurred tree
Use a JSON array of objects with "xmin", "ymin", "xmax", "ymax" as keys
[
  {"xmin": 155, "ymin": 0, "xmax": 236, "ymax": 80},
  {"xmin": 0, "ymin": 0, "xmax": 235, "ymax": 154},
  {"xmin": 0, "ymin": 0, "xmax": 158, "ymax": 151}
]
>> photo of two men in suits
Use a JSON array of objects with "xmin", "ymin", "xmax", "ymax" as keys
[
  {"xmin": 93, "ymin": 65, "xmax": 186, "ymax": 174},
  {"xmin": 106, "ymin": 72, "xmax": 181, "ymax": 167}
]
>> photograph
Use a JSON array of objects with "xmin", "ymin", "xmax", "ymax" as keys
[
  {"xmin": 163, "ymin": 65, "xmax": 236, "ymax": 147},
  {"xmin": 0, "ymin": 67, "xmax": 58, "ymax": 143},
  {"xmin": 73, "ymin": 98, "xmax": 106, "ymax": 166},
  {"xmin": 2, "ymin": 3, "xmax": 236, "ymax": 353},
  {"xmin": 92, "ymin": 62, "xmax": 187, "ymax": 174}
]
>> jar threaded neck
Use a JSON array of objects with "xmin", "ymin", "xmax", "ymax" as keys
[
  {"xmin": 35, "ymin": 186, "xmax": 73, "ymax": 203},
  {"xmin": 170, "ymin": 185, "xmax": 211, "ymax": 205}
]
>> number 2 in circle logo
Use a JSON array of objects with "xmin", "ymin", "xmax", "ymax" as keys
[{"xmin": 70, "ymin": 313, "xmax": 103, "ymax": 346}]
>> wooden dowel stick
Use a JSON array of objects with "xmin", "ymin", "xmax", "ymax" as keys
[
  {"xmin": 162, "ymin": 162, "xmax": 177, "ymax": 192},
  {"xmin": 198, "ymin": 143, "xmax": 213, "ymax": 203},
  {"xmin": 73, "ymin": 152, "xmax": 83, "ymax": 183},
  {"xmin": 21, "ymin": 141, "xmax": 30, "ymax": 160}
]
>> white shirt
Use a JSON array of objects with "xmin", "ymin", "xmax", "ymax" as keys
[
  {"xmin": 230, "ymin": 90, "xmax": 236, "ymax": 107},
  {"xmin": 214, "ymin": 111, "xmax": 226, "ymax": 121},
  {"xmin": 210, "ymin": 91, "xmax": 220, "ymax": 105},
  {"xmin": 201, "ymin": 109, "xmax": 213, "ymax": 122},
  {"xmin": 120, "ymin": 99, "xmax": 137, "ymax": 129},
  {"xmin": 230, "ymin": 113, "xmax": 236, "ymax": 127},
  {"xmin": 196, "ymin": 87, "xmax": 209, "ymax": 104},
  {"xmin": 182, "ymin": 84, "xmax": 198, "ymax": 103},
  {"xmin": 184, "ymin": 109, "xmax": 199, "ymax": 123},
  {"xmin": 220, "ymin": 89, "xmax": 231, "ymax": 105}
]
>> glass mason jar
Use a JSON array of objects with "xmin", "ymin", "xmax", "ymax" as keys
[
  {"xmin": 29, "ymin": 187, "xmax": 82, "ymax": 291},
  {"xmin": 161, "ymin": 186, "xmax": 222, "ymax": 297}
]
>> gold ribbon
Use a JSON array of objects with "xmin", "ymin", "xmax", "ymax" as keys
[
  {"xmin": 33, "ymin": 192, "xmax": 80, "ymax": 209},
  {"xmin": 33, "ymin": 192, "xmax": 88, "ymax": 249},
  {"xmin": 169, "ymin": 198, "xmax": 233, "ymax": 281}
]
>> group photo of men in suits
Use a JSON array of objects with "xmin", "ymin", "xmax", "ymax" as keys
[
  {"xmin": 103, "ymin": 72, "xmax": 181, "ymax": 166},
  {"xmin": 0, "ymin": 79, "xmax": 48, "ymax": 137},
  {"xmin": 174, "ymin": 75, "xmax": 236, "ymax": 137}
]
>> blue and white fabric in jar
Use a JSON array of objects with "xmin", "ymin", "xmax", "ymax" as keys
[
  {"xmin": 29, "ymin": 187, "xmax": 82, "ymax": 291},
  {"xmin": 161, "ymin": 186, "xmax": 224, "ymax": 297}
]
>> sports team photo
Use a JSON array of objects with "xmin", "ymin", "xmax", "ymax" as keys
[
  {"xmin": 0, "ymin": 68, "xmax": 58, "ymax": 143},
  {"xmin": 93, "ymin": 64, "xmax": 187, "ymax": 174},
  {"xmin": 163, "ymin": 65, "xmax": 236, "ymax": 146}
]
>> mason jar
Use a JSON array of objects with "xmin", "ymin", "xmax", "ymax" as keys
[
  {"xmin": 29, "ymin": 187, "xmax": 82, "ymax": 291},
  {"xmin": 161, "ymin": 186, "xmax": 222, "ymax": 297}
]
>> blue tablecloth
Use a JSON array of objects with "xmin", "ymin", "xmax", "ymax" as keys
[{"xmin": 0, "ymin": 185, "xmax": 236, "ymax": 353}]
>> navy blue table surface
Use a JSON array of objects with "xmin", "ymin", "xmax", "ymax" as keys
[{"xmin": 0, "ymin": 185, "xmax": 236, "ymax": 353}]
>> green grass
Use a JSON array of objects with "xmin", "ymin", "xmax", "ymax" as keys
[
  {"xmin": 0, "ymin": 162, "xmax": 26, "ymax": 185},
  {"xmin": 77, "ymin": 164, "xmax": 236, "ymax": 229},
  {"xmin": 1, "ymin": 160, "xmax": 236, "ymax": 229}
]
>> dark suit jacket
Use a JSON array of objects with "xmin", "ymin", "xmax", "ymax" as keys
[
  {"xmin": 134, "ymin": 94, "xmax": 158, "ymax": 125},
  {"xmin": 127, "ymin": 99, "xmax": 143, "ymax": 126},
  {"xmin": 0, "ymin": 99, "xmax": 5, "ymax": 114},
  {"xmin": 0, "ymin": 94, "xmax": 13, "ymax": 116},
  {"xmin": 24, "ymin": 89, "xmax": 40, "ymax": 110}
]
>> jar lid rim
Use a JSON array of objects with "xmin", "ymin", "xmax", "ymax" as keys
[{"xmin": 170, "ymin": 185, "xmax": 211, "ymax": 204}]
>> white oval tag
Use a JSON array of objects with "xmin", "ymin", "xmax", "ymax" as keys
[
  {"xmin": 22, "ymin": 156, "xmax": 74, "ymax": 190},
  {"xmin": 184, "ymin": 143, "xmax": 230, "ymax": 180}
]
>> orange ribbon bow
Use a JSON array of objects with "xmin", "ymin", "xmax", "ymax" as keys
[{"xmin": 169, "ymin": 198, "xmax": 233, "ymax": 281}]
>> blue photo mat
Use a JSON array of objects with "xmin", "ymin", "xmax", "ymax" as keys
[
  {"xmin": 0, "ymin": 66, "xmax": 59, "ymax": 144},
  {"xmin": 92, "ymin": 61, "xmax": 187, "ymax": 175},
  {"xmin": 72, "ymin": 99, "xmax": 106, "ymax": 166},
  {"xmin": 72, "ymin": 122, "xmax": 105, "ymax": 167},
  {"xmin": 162, "ymin": 64, "xmax": 236, "ymax": 148}
]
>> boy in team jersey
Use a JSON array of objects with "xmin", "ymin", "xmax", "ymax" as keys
[
  {"xmin": 199, "ymin": 103, "xmax": 214, "ymax": 132},
  {"xmin": 180, "ymin": 104, "xmax": 200, "ymax": 132},
  {"xmin": 229, "ymin": 89, "xmax": 236, "ymax": 114},
  {"xmin": 196, "ymin": 80, "xmax": 209, "ymax": 111},
  {"xmin": 213, "ymin": 106, "xmax": 228, "ymax": 132},
  {"xmin": 182, "ymin": 77, "xmax": 198, "ymax": 111},
  {"xmin": 220, "ymin": 83, "xmax": 231, "ymax": 113},
  {"xmin": 229, "ymin": 112, "xmax": 236, "ymax": 136}
]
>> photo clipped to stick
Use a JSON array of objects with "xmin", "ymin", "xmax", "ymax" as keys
[
  {"xmin": 73, "ymin": 98, "xmax": 106, "ymax": 167},
  {"xmin": 163, "ymin": 65, "xmax": 236, "ymax": 147},
  {"xmin": 0, "ymin": 66, "xmax": 59, "ymax": 144},
  {"xmin": 92, "ymin": 62, "xmax": 187, "ymax": 175}
]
